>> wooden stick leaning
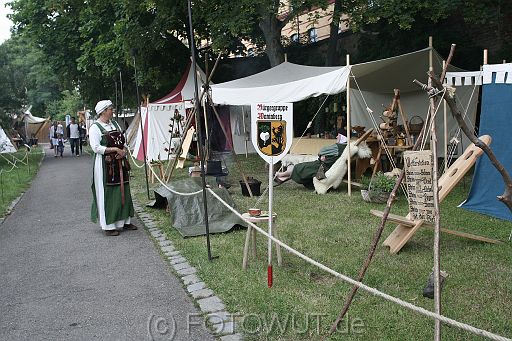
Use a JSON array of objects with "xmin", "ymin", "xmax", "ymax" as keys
[
  {"xmin": 163, "ymin": 54, "xmax": 223, "ymax": 183},
  {"xmin": 326, "ymin": 122, "xmax": 428, "ymax": 336},
  {"xmin": 326, "ymin": 54, "xmax": 455, "ymax": 336}
]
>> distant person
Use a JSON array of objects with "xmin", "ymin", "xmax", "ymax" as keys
[
  {"xmin": 66, "ymin": 116, "xmax": 80, "ymax": 156},
  {"xmin": 78, "ymin": 121, "xmax": 87, "ymax": 155},
  {"xmin": 56, "ymin": 133, "xmax": 65, "ymax": 157},
  {"xmin": 49, "ymin": 121, "xmax": 62, "ymax": 157},
  {"xmin": 89, "ymin": 100, "xmax": 136, "ymax": 236}
]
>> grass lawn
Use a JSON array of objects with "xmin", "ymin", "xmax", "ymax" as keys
[
  {"xmin": 130, "ymin": 153, "xmax": 511, "ymax": 340},
  {"xmin": 0, "ymin": 146, "xmax": 44, "ymax": 218}
]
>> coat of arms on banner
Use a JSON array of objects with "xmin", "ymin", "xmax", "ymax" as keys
[{"xmin": 251, "ymin": 103, "xmax": 293, "ymax": 164}]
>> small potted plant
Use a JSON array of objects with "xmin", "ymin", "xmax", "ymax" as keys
[{"xmin": 360, "ymin": 172, "xmax": 397, "ymax": 203}]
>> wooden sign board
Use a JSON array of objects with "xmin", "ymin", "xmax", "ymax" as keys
[{"xmin": 404, "ymin": 150, "xmax": 435, "ymax": 223}]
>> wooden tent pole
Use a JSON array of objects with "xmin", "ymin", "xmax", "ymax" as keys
[
  {"xmin": 428, "ymin": 60, "xmax": 443, "ymax": 341},
  {"xmin": 327, "ymin": 47, "xmax": 455, "ymax": 338}
]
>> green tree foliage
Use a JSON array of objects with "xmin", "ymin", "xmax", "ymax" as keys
[
  {"xmin": 0, "ymin": 34, "xmax": 60, "ymax": 127},
  {"xmin": 46, "ymin": 89, "xmax": 83, "ymax": 121},
  {"xmin": 9, "ymin": 0, "xmax": 192, "ymax": 109}
]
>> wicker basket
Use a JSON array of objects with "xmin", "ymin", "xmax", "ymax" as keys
[
  {"xmin": 361, "ymin": 189, "xmax": 390, "ymax": 203},
  {"xmin": 408, "ymin": 115, "xmax": 424, "ymax": 135}
]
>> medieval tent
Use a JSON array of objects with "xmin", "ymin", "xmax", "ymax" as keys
[
  {"xmin": 459, "ymin": 63, "xmax": 512, "ymax": 222},
  {"xmin": 0, "ymin": 126, "xmax": 16, "ymax": 153},
  {"xmin": 210, "ymin": 48, "xmax": 477, "ymax": 156},
  {"xmin": 132, "ymin": 63, "xmax": 210, "ymax": 162},
  {"xmin": 22, "ymin": 108, "xmax": 50, "ymax": 143}
]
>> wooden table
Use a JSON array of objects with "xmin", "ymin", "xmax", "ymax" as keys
[{"xmin": 241, "ymin": 212, "xmax": 282, "ymax": 270}]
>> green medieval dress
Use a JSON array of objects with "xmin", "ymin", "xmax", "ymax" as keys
[{"xmin": 90, "ymin": 120, "xmax": 134, "ymax": 228}]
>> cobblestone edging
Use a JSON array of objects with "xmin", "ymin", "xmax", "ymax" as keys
[
  {"xmin": 133, "ymin": 201, "xmax": 243, "ymax": 341},
  {"xmin": 0, "ymin": 150, "xmax": 46, "ymax": 226}
]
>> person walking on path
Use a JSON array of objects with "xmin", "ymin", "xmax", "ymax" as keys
[
  {"xmin": 49, "ymin": 121, "xmax": 63, "ymax": 157},
  {"xmin": 78, "ymin": 120, "xmax": 86, "ymax": 155},
  {"xmin": 66, "ymin": 116, "xmax": 80, "ymax": 156},
  {"xmin": 90, "ymin": 99, "xmax": 137, "ymax": 236}
]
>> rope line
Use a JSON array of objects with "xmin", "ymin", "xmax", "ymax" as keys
[
  {"xmin": 126, "ymin": 106, "xmax": 511, "ymax": 341},
  {"xmin": 207, "ymin": 188, "xmax": 511, "ymax": 341}
]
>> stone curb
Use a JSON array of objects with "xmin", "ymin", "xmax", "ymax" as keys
[{"xmin": 133, "ymin": 200, "xmax": 243, "ymax": 341}]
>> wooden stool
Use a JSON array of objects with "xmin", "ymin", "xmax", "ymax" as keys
[
  {"xmin": 149, "ymin": 162, "xmax": 164, "ymax": 183},
  {"xmin": 241, "ymin": 212, "xmax": 282, "ymax": 270}
]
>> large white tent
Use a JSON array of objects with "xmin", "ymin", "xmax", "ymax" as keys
[
  {"xmin": 132, "ymin": 62, "xmax": 209, "ymax": 161},
  {"xmin": 211, "ymin": 48, "xmax": 478, "ymax": 156},
  {"xmin": 0, "ymin": 126, "xmax": 16, "ymax": 153}
]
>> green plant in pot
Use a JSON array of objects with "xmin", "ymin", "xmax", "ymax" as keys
[{"xmin": 360, "ymin": 172, "xmax": 397, "ymax": 203}]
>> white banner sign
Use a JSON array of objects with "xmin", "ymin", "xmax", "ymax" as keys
[
  {"xmin": 251, "ymin": 103, "xmax": 293, "ymax": 164},
  {"xmin": 404, "ymin": 150, "xmax": 435, "ymax": 223}
]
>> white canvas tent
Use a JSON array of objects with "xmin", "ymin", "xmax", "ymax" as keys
[
  {"xmin": 132, "ymin": 62, "xmax": 209, "ymax": 161},
  {"xmin": 211, "ymin": 48, "xmax": 478, "ymax": 156},
  {"xmin": 0, "ymin": 126, "xmax": 16, "ymax": 153}
]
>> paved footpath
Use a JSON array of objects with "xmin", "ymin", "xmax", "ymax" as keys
[{"xmin": 0, "ymin": 145, "xmax": 214, "ymax": 340}]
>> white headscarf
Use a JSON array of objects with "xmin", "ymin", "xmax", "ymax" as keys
[{"xmin": 95, "ymin": 100, "xmax": 113, "ymax": 115}]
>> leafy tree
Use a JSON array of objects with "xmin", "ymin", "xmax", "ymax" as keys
[
  {"xmin": 46, "ymin": 89, "xmax": 83, "ymax": 121},
  {"xmin": 0, "ymin": 34, "xmax": 60, "ymax": 126},
  {"xmin": 198, "ymin": 0, "xmax": 331, "ymax": 66}
]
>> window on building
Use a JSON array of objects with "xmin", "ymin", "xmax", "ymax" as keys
[
  {"xmin": 290, "ymin": 33, "xmax": 299, "ymax": 43},
  {"xmin": 308, "ymin": 28, "xmax": 318, "ymax": 43}
]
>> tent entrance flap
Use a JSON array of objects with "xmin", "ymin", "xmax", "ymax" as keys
[{"xmin": 460, "ymin": 64, "xmax": 512, "ymax": 222}]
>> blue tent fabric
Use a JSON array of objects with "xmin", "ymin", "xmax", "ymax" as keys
[{"xmin": 460, "ymin": 75, "xmax": 512, "ymax": 221}]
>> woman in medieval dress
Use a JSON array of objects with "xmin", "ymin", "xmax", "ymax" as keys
[{"xmin": 89, "ymin": 100, "xmax": 137, "ymax": 236}]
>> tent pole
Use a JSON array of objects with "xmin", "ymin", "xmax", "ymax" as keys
[
  {"xmin": 443, "ymin": 60, "xmax": 448, "ymax": 171},
  {"xmin": 119, "ymin": 70, "xmax": 127, "ymax": 131},
  {"xmin": 242, "ymin": 107, "xmax": 248, "ymax": 158},
  {"xmin": 131, "ymin": 49, "xmax": 151, "ymax": 200},
  {"xmin": 428, "ymin": 70, "xmax": 442, "ymax": 341},
  {"xmin": 346, "ymin": 54, "xmax": 352, "ymax": 196},
  {"xmin": 429, "ymin": 36, "xmax": 433, "ymax": 71},
  {"xmin": 203, "ymin": 53, "xmax": 210, "ymax": 160},
  {"xmin": 188, "ymin": 0, "xmax": 214, "ymax": 261}
]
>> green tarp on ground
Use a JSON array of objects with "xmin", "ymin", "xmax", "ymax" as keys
[{"xmin": 153, "ymin": 179, "xmax": 246, "ymax": 237}]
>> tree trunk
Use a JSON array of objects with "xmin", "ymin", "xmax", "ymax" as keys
[
  {"xmin": 259, "ymin": 13, "xmax": 285, "ymax": 67},
  {"xmin": 325, "ymin": 0, "xmax": 342, "ymax": 66}
]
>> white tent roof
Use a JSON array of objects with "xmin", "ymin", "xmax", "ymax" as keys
[
  {"xmin": 0, "ymin": 126, "xmax": 16, "ymax": 153},
  {"xmin": 211, "ymin": 48, "xmax": 455, "ymax": 105},
  {"xmin": 211, "ymin": 63, "xmax": 350, "ymax": 105},
  {"xmin": 215, "ymin": 48, "xmax": 478, "ymax": 157}
]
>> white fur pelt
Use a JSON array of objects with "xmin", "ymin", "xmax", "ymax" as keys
[
  {"xmin": 281, "ymin": 154, "xmax": 318, "ymax": 169},
  {"xmin": 313, "ymin": 141, "xmax": 372, "ymax": 194}
]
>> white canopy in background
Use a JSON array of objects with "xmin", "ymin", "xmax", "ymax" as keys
[
  {"xmin": 24, "ymin": 112, "xmax": 47, "ymax": 124},
  {"xmin": 211, "ymin": 63, "xmax": 350, "ymax": 105},
  {"xmin": 0, "ymin": 126, "xmax": 16, "ymax": 153},
  {"xmin": 212, "ymin": 47, "xmax": 478, "ymax": 156}
]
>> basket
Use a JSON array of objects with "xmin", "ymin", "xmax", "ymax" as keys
[
  {"xmin": 239, "ymin": 177, "xmax": 262, "ymax": 197},
  {"xmin": 361, "ymin": 189, "xmax": 390, "ymax": 203},
  {"xmin": 408, "ymin": 115, "xmax": 424, "ymax": 135}
]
